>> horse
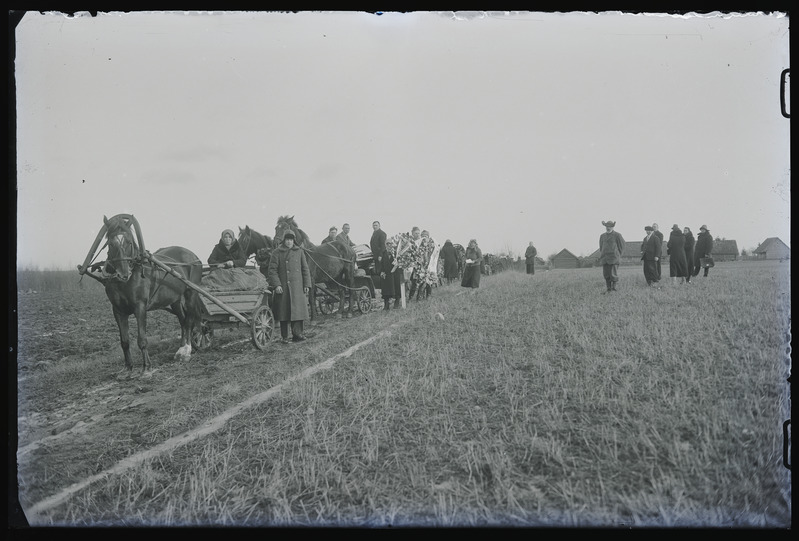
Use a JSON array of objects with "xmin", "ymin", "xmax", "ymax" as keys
[
  {"xmin": 274, "ymin": 215, "xmax": 358, "ymax": 320},
  {"xmin": 237, "ymin": 225, "xmax": 274, "ymax": 280},
  {"xmin": 83, "ymin": 214, "xmax": 203, "ymax": 374}
]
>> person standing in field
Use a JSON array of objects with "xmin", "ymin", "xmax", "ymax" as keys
[
  {"xmin": 440, "ymin": 239, "xmax": 459, "ymax": 285},
  {"xmin": 336, "ymin": 223, "xmax": 356, "ymax": 248},
  {"xmin": 461, "ymin": 239, "xmax": 483, "ymax": 290},
  {"xmin": 370, "ymin": 220, "xmax": 387, "ymax": 272},
  {"xmin": 377, "ymin": 237, "xmax": 403, "ymax": 310},
  {"xmin": 599, "ymin": 220, "xmax": 625, "ymax": 293},
  {"xmin": 266, "ymin": 229, "xmax": 312, "ymax": 343},
  {"xmin": 321, "ymin": 226, "xmax": 338, "ymax": 245},
  {"xmin": 525, "ymin": 241, "xmax": 538, "ymax": 275},
  {"xmin": 693, "ymin": 224, "xmax": 714, "ymax": 278},
  {"xmin": 652, "ymin": 223, "xmax": 664, "ymax": 282},
  {"xmin": 667, "ymin": 224, "xmax": 688, "ymax": 284},
  {"xmin": 208, "ymin": 229, "xmax": 247, "ymax": 269},
  {"xmin": 683, "ymin": 227, "xmax": 695, "ymax": 283},
  {"xmin": 641, "ymin": 225, "xmax": 662, "ymax": 287},
  {"xmin": 406, "ymin": 227, "xmax": 424, "ymax": 300}
]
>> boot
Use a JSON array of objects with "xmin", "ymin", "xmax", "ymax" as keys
[
  {"xmin": 383, "ymin": 298, "xmax": 391, "ymax": 311},
  {"xmin": 610, "ymin": 282, "xmax": 617, "ymax": 292}
]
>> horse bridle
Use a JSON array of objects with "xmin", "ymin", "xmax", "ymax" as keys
[{"xmin": 102, "ymin": 233, "xmax": 142, "ymax": 282}]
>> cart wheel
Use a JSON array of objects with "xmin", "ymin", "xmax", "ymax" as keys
[
  {"xmin": 318, "ymin": 297, "xmax": 337, "ymax": 315},
  {"xmin": 191, "ymin": 321, "xmax": 213, "ymax": 350},
  {"xmin": 356, "ymin": 287, "xmax": 372, "ymax": 313},
  {"xmin": 251, "ymin": 305, "xmax": 274, "ymax": 351}
]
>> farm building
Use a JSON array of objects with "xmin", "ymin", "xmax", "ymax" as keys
[
  {"xmin": 753, "ymin": 237, "xmax": 790, "ymax": 260},
  {"xmin": 551, "ymin": 249, "xmax": 580, "ymax": 269},
  {"xmin": 711, "ymin": 239, "xmax": 739, "ymax": 262}
]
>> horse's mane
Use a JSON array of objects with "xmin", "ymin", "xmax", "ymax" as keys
[{"xmin": 276, "ymin": 215, "xmax": 298, "ymax": 228}]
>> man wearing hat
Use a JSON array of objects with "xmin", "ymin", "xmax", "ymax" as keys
[
  {"xmin": 208, "ymin": 228, "xmax": 247, "ymax": 269},
  {"xmin": 692, "ymin": 224, "xmax": 714, "ymax": 277},
  {"xmin": 599, "ymin": 220, "xmax": 626, "ymax": 293},
  {"xmin": 267, "ymin": 229, "xmax": 312, "ymax": 343},
  {"xmin": 641, "ymin": 225, "xmax": 662, "ymax": 286}
]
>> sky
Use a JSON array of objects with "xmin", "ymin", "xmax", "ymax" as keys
[{"xmin": 13, "ymin": 10, "xmax": 790, "ymax": 270}]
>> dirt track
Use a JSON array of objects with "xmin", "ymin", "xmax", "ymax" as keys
[{"xmin": 15, "ymin": 287, "xmax": 391, "ymax": 522}]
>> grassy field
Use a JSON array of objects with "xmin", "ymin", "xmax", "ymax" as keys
[{"xmin": 15, "ymin": 260, "xmax": 791, "ymax": 527}]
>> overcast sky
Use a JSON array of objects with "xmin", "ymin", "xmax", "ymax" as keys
[{"xmin": 14, "ymin": 11, "xmax": 790, "ymax": 270}]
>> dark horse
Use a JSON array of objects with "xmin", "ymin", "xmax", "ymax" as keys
[
  {"xmin": 78, "ymin": 214, "xmax": 203, "ymax": 373},
  {"xmin": 274, "ymin": 215, "xmax": 358, "ymax": 320},
  {"xmin": 237, "ymin": 225, "xmax": 274, "ymax": 281}
]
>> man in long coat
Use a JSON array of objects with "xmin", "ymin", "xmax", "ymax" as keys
[
  {"xmin": 652, "ymin": 223, "xmax": 664, "ymax": 281},
  {"xmin": 693, "ymin": 224, "xmax": 714, "ymax": 277},
  {"xmin": 524, "ymin": 242, "xmax": 538, "ymax": 275},
  {"xmin": 267, "ymin": 230, "xmax": 312, "ymax": 343},
  {"xmin": 440, "ymin": 240, "xmax": 459, "ymax": 284},
  {"xmin": 370, "ymin": 221, "xmax": 387, "ymax": 273},
  {"xmin": 641, "ymin": 226, "xmax": 662, "ymax": 286},
  {"xmin": 599, "ymin": 220, "xmax": 626, "ymax": 293},
  {"xmin": 683, "ymin": 227, "xmax": 696, "ymax": 283}
]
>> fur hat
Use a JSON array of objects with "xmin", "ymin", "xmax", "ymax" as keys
[{"xmin": 602, "ymin": 220, "xmax": 616, "ymax": 227}]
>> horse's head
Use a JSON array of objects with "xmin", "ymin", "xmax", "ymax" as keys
[
  {"xmin": 103, "ymin": 215, "xmax": 139, "ymax": 282},
  {"xmin": 239, "ymin": 225, "xmax": 274, "ymax": 260},
  {"xmin": 275, "ymin": 215, "xmax": 299, "ymax": 245}
]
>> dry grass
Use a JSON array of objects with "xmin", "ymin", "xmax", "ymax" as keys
[{"xmin": 20, "ymin": 261, "xmax": 791, "ymax": 527}]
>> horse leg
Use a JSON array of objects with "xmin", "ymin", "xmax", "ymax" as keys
[
  {"xmin": 133, "ymin": 304, "xmax": 152, "ymax": 373},
  {"xmin": 112, "ymin": 307, "xmax": 134, "ymax": 372},
  {"xmin": 172, "ymin": 296, "xmax": 192, "ymax": 362}
]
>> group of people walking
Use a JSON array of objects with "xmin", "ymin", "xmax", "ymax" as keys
[{"xmin": 599, "ymin": 220, "xmax": 715, "ymax": 293}]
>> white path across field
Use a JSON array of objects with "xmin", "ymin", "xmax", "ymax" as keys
[{"xmin": 24, "ymin": 322, "xmax": 405, "ymax": 523}]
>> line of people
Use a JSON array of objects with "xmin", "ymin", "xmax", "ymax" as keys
[{"xmin": 599, "ymin": 220, "xmax": 715, "ymax": 293}]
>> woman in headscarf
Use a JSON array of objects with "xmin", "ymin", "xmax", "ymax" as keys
[
  {"xmin": 461, "ymin": 239, "xmax": 483, "ymax": 289},
  {"xmin": 440, "ymin": 239, "xmax": 459, "ymax": 285},
  {"xmin": 208, "ymin": 229, "xmax": 247, "ymax": 268}
]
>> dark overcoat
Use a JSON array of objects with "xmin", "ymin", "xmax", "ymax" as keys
[
  {"xmin": 599, "ymin": 231, "xmax": 626, "ymax": 265},
  {"xmin": 695, "ymin": 231, "xmax": 714, "ymax": 259},
  {"xmin": 440, "ymin": 241, "xmax": 460, "ymax": 279},
  {"xmin": 683, "ymin": 232, "xmax": 696, "ymax": 266},
  {"xmin": 208, "ymin": 240, "xmax": 247, "ymax": 268},
  {"xmin": 641, "ymin": 234, "xmax": 662, "ymax": 260},
  {"xmin": 370, "ymin": 229, "xmax": 387, "ymax": 258},
  {"xmin": 266, "ymin": 244, "xmax": 312, "ymax": 322},
  {"xmin": 525, "ymin": 245, "xmax": 538, "ymax": 264},
  {"xmin": 376, "ymin": 248, "xmax": 403, "ymax": 299},
  {"xmin": 667, "ymin": 230, "xmax": 689, "ymax": 277}
]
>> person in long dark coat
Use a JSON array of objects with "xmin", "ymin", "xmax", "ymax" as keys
[
  {"xmin": 666, "ymin": 224, "xmax": 688, "ymax": 284},
  {"xmin": 641, "ymin": 226, "xmax": 662, "ymax": 286},
  {"xmin": 461, "ymin": 239, "xmax": 483, "ymax": 289},
  {"xmin": 524, "ymin": 242, "xmax": 538, "ymax": 275},
  {"xmin": 683, "ymin": 227, "xmax": 695, "ymax": 283},
  {"xmin": 377, "ymin": 238, "xmax": 403, "ymax": 310},
  {"xmin": 599, "ymin": 220, "xmax": 626, "ymax": 293},
  {"xmin": 266, "ymin": 230, "xmax": 312, "ymax": 343},
  {"xmin": 693, "ymin": 225, "xmax": 714, "ymax": 277},
  {"xmin": 652, "ymin": 223, "xmax": 664, "ymax": 281},
  {"xmin": 440, "ymin": 240, "xmax": 459, "ymax": 284},
  {"xmin": 208, "ymin": 229, "xmax": 247, "ymax": 268},
  {"xmin": 370, "ymin": 221, "xmax": 387, "ymax": 271}
]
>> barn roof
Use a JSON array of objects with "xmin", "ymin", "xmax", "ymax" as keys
[
  {"xmin": 713, "ymin": 239, "xmax": 739, "ymax": 255},
  {"xmin": 554, "ymin": 248, "xmax": 579, "ymax": 260},
  {"xmin": 754, "ymin": 237, "xmax": 790, "ymax": 254}
]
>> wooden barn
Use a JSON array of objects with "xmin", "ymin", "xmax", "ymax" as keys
[
  {"xmin": 711, "ymin": 239, "xmax": 739, "ymax": 262},
  {"xmin": 551, "ymin": 249, "xmax": 580, "ymax": 269},
  {"xmin": 753, "ymin": 237, "xmax": 790, "ymax": 260}
]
